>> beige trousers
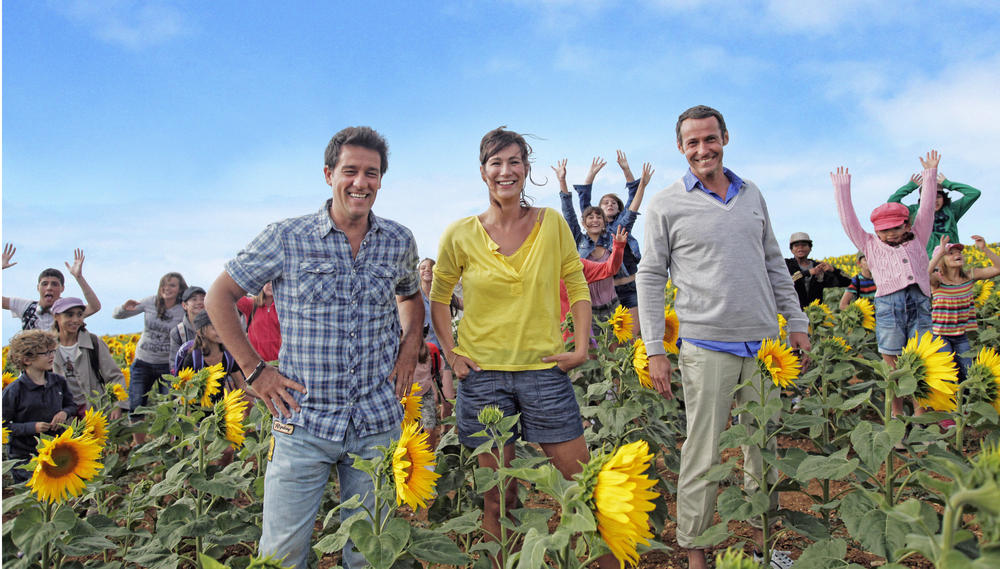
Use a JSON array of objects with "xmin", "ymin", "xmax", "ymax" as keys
[{"xmin": 674, "ymin": 341, "xmax": 779, "ymax": 549}]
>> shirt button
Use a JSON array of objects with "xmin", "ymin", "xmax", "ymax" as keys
[
  {"xmin": 902, "ymin": 258, "xmax": 909, "ymax": 264},
  {"xmin": 907, "ymin": 275, "xmax": 913, "ymax": 280},
  {"xmin": 350, "ymin": 368, "xmax": 355, "ymax": 374}
]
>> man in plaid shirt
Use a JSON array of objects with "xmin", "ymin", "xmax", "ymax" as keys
[{"xmin": 206, "ymin": 126, "xmax": 423, "ymax": 569}]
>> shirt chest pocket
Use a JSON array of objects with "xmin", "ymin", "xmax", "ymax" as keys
[
  {"xmin": 297, "ymin": 260, "xmax": 348, "ymax": 304},
  {"xmin": 366, "ymin": 263, "xmax": 400, "ymax": 305}
]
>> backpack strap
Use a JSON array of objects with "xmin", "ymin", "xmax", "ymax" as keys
[
  {"xmin": 175, "ymin": 339, "xmax": 196, "ymax": 374},
  {"xmin": 21, "ymin": 301, "xmax": 38, "ymax": 330},
  {"xmin": 87, "ymin": 333, "xmax": 107, "ymax": 385}
]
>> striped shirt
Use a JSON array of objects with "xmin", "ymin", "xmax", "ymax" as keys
[
  {"xmin": 225, "ymin": 200, "xmax": 420, "ymax": 442},
  {"xmin": 847, "ymin": 274, "xmax": 877, "ymax": 299},
  {"xmin": 932, "ymin": 280, "xmax": 976, "ymax": 336}
]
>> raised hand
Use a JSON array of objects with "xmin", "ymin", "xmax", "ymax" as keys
[
  {"xmin": 910, "ymin": 173, "xmax": 923, "ymax": 186},
  {"xmin": 613, "ymin": 225, "xmax": 628, "ymax": 245},
  {"xmin": 919, "ymin": 150, "xmax": 941, "ymax": 170},
  {"xmin": 65, "ymin": 249, "xmax": 86, "ymax": 279},
  {"xmin": 2, "ymin": 243, "xmax": 16, "ymax": 270},
  {"xmin": 940, "ymin": 234, "xmax": 951, "ymax": 248},
  {"xmin": 971, "ymin": 235, "xmax": 988, "ymax": 251},
  {"xmin": 639, "ymin": 162, "xmax": 654, "ymax": 187},
  {"xmin": 937, "ymin": 172, "xmax": 946, "ymax": 185},
  {"xmin": 584, "ymin": 156, "xmax": 606, "ymax": 184},
  {"xmin": 551, "ymin": 159, "xmax": 567, "ymax": 182},
  {"xmin": 830, "ymin": 166, "xmax": 850, "ymax": 186}
]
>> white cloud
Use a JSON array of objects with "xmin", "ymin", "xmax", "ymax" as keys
[{"xmin": 50, "ymin": 0, "xmax": 187, "ymax": 49}]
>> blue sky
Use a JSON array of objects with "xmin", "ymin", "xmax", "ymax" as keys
[{"xmin": 3, "ymin": 0, "xmax": 999, "ymax": 343}]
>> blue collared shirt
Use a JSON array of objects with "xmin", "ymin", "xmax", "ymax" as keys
[
  {"xmin": 226, "ymin": 200, "xmax": 420, "ymax": 441},
  {"xmin": 683, "ymin": 167, "xmax": 744, "ymax": 205},
  {"xmin": 681, "ymin": 168, "xmax": 764, "ymax": 356}
]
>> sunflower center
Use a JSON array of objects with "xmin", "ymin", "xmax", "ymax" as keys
[{"xmin": 44, "ymin": 444, "xmax": 81, "ymax": 478}]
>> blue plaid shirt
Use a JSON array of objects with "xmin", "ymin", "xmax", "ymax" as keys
[{"xmin": 226, "ymin": 200, "xmax": 420, "ymax": 441}]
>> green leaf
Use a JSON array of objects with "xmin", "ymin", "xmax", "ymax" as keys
[
  {"xmin": 349, "ymin": 517, "xmax": 409, "ymax": 569},
  {"xmin": 11, "ymin": 507, "xmax": 53, "ymax": 557},
  {"xmin": 795, "ymin": 448, "xmax": 859, "ymax": 482},
  {"xmin": 717, "ymin": 486, "xmax": 752, "ymax": 522},
  {"xmin": 782, "ymin": 510, "xmax": 830, "ymax": 541},
  {"xmin": 189, "ymin": 472, "xmax": 238, "ymax": 499},
  {"xmin": 515, "ymin": 527, "xmax": 548, "ymax": 569},
  {"xmin": 796, "ymin": 538, "xmax": 848, "ymax": 569},
  {"xmin": 702, "ymin": 459, "xmax": 737, "ymax": 482},
  {"xmin": 719, "ymin": 424, "xmax": 751, "ymax": 449},
  {"xmin": 313, "ymin": 511, "xmax": 366, "ymax": 554},
  {"xmin": 436, "ymin": 509, "xmax": 481, "ymax": 534},
  {"xmin": 407, "ymin": 527, "xmax": 471, "ymax": 566},
  {"xmin": 198, "ymin": 554, "xmax": 229, "ymax": 569},
  {"xmin": 690, "ymin": 521, "xmax": 730, "ymax": 548},
  {"xmin": 838, "ymin": 389, "xmax": 872, "ymax": 411},
  {"xmin": 56, "ymin": 518, "xmax": 116, "ymax": 556},
  {"xmin": 511, "ymin": 507, "xmax": 555, "ymax": 534}
]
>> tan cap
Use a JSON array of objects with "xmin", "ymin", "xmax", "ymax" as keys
[{"xmin": 789, "ymin": 232, "xmax": 812, "ymax": 245}]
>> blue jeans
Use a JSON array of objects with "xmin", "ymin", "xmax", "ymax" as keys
[
  {"xmin": 260, "ymin": 421, "xmax": 400, "ymax": 569},
  {"xmin": 874, "ymin": 285, "xmax": 932, "ymax": 355},
  {"xmin": 128, "ymin": 359, "xmax": 170, "ymax": 419},
  {"xmin": 939, "ymin": 333, "xmax": 971, "ymax": 382}
]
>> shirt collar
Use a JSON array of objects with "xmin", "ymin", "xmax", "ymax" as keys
[
  {"xmin": 683, "ymin": 168, "xmax": 744, "ymax": 203},
  {"xmin": 315, "ymin": 199, "xmax": 380, "ymax": 238}
]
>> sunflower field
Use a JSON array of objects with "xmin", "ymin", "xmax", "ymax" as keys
[{"xmin": 2, "ymin": 245, "xmax": 999, "ymax": 569}]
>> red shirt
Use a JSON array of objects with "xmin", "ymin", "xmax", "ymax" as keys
[{"xmin": 237, "ymin": 296, "xmax": 282, "ymax": 362}]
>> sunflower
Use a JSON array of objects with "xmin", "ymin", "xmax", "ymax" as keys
[
  {"xmin": 663, "ymin": 308, "xmax": 680, "ymax": 354},
  {"xmin": 829, "ymin": 336, "xmax": 852, "ymax": 353},
  {"xmin": 112, "ymin": 383, "xmax": 129, "ymax": 402},
  {"xmin": 81, "ymin": 408, "xmax": 109, "ymax": 448},
  {"xmin": 400, "ymin": 382, "xmax": 422, "ymax": 424},
  {"xmin": 852, "ymin": 298, "xmax": 876, "ymax": 331},
  {"xmin": 756, "ymin": 338, "xmax": 801, "ymax": 389},
  {"xmin": 590, "ymin": 440, "xmax": 658, "ymax": 567},
  {"xmin": 121, "ymin": 366, "xmax": 131, "ymax": 388},
  {"xmin": 976, "ymin": 280, "xmax": 995, "ymax": 308},
  {"xmin": 200, "ymin": 363, "xmax": 225, "ymax": 408},
  {"xmin": 806, "ymin": 299, "xmax": 835, "ymax": 328},
  {"xmin": 968, "ymin": 347, "xmax": 1000, "ymax": 414},
  {"xmin": 392, "ymin": 421, "xmax": 440, "ymax": 509},
  {"xmin": 899, "ymin": 332, "xmax": 959, "ymax": 412},
  {"xmin": 776, "ymin": 313, "xmax": 788, "ymax": 342},
  {"xmin": 632, "ymin": 339, "xmax": 653, "ymax": 389},
  {"xmin": 608, "ymin": 305, "xmax": 634, "ymax": 343},
  {"xmin": 217, "ymin": 389, "xmax": 250, "ymax": 449},
  {"xmin": 172, "ymin": 367, "xmax": 196, "ymax": 390},
  {"xmin": 27, "ymin": 427, "xmax": 103, "ymax": 503},
  {"xmin": 3, "ymin": 371, "xmax": 17, "ymax": 389},
  {"xmin": 2, "ymin": 427, "xmax": 10, "ymax": 445}
]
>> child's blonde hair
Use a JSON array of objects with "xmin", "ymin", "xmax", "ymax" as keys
[{"xmin": 8, "ymin": 330, "xmax": 57, "ymax": 371}]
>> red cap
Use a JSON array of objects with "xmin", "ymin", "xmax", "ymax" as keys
[
  {"xmin": 931, "ymin": 243, "xmax": 964, "ymax": 258},
  {"xmin": 870, "ymin": 202, "xmax": 910, "ymax": 231}
]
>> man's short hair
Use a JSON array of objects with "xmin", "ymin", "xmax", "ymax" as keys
[
  {"xmin": 38, "ymin": 268, "xmax": 65, "ymax": 286},
  {"xmin": 324, "ymin": 126, "xmax": 389, "ymax": 175},
  {"xmin": 675, "ymin": 105, "xmax": 728, "ymax": 144},
  {"xmin": 9, "ymin": 329, "xmax": 57, "ymax": 371}
]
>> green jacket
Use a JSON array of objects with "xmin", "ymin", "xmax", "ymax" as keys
[{"xmin": 887, "ymin": 178, "xmax": 981, "ymax": 257}]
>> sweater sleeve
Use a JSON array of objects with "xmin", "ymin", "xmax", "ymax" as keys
[
  {"xmin": 942, "ymin": 179, "xmax": 981, "ymax": 221},
  {"xmin": 112, "ymin": 298, "xmax": 147, "ymax": 319},
  {"xmin": 758, "ymin": 193, "xmax": 808, "ymax": 334},
  {"xmin": 887, "ymin": 180, "xmax": 918, "ymax": 204},
  {"xmin": 912, "ymin": 168, "xmax": 938, "ymax": 245},
  {"xmin": 636, "ymin": 196, "xmax": 671, "ymax": 357},
  {"xmin": 833, "ymin": 172, "xmax": 871, "ymax": 252},
  {"xmin": 583, "ymin": 239, "xmax": 625, "ymax": 282}
]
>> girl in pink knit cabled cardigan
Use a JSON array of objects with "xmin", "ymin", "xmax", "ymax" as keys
[{"xmin": 832, "ymin": 150, "xmax": 941, "ymax": 418}]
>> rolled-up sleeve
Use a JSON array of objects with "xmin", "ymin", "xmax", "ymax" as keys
[{"xmin": 226, "ymin": 224, "xmax": 285, "ymax": 296}]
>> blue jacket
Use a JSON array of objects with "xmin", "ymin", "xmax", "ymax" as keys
[{"xmin": 2, "ymin": 372, "xmax": 76, "ymax": 459}]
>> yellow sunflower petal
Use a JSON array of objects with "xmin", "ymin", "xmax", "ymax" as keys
[
  {"xmin": 609, "ymin": 305, "xmax": 635, "ymax": 343},
  {"xmin": 218, "ymin": 389, "xmax": 250, "ymax": 449},
  {"xmin": 26, "ymin": 427, "xmax": 103, "ymax": 503},
  {"xmin": 392, "ymin": 422, "xmax": 440, "ymax": 510},
  {"xmin": 592, "ymin": 440, "xmax": 658, "ymax": 568},
  {"xmin": 756, "ymin": 338, "xmax": 801, "ymax": 388}
]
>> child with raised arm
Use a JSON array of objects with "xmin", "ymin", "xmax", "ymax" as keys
[
  {"xmin": 928, "ymin": 234, "xmax": 1000, "ymax": 381},
  {"xmin": 838, "ymin": 252, "xmax": 877, "ymax": 310},
  {"xmin": 832, "ymin": 150, "xmax": 941, "ymax": 417}
]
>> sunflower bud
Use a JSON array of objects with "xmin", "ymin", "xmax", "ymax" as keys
[
  {"xmin": 715, "ymin": 548, "xmax": 762, "ymax": 569},
  {"xmin": 478, "ymin": 405, "xmax": 504, "ymax": 426}
]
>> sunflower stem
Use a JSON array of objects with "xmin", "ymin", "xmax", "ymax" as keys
[
  {"xmin": 195, "ymin": 428, "xmax": 206, "ymax": 567},
  {"xmin": 42, "ymin": 500, "xmax": 53, "ymax": 569}
]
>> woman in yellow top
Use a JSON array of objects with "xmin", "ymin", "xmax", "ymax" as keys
[{"xmin": 430, "ymin": 127, "xmax": 602, "ymax": 557}]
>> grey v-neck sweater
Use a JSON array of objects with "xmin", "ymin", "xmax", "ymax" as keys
[{"xmin": 636, "ymin": 177, "xmax": 808, "ymax": 356}]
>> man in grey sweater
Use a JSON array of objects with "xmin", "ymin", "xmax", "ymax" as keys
[{"xmin": 636, "ymin": 105, "xmax": 810, "ymax": 569}]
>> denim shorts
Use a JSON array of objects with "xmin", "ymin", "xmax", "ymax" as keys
[
  {"xmin": 456, "ymin": 366, "xmax": 584, "ymax": 448},
  {"xmin": 874, "ymin": 285, "xmax": 932, "ymax": 355}
]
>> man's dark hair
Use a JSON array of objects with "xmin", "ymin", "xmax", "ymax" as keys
[
  {"xmin": 324, "ymin": 126, "xmax": 389, "ymax": 175},
  {"xmin": 675, "ymin": 105, "xmax": 728, "ymax": 144},
  {"xmin": 38, "ymin": 268, "xmax": 65, "ymax": 286}
]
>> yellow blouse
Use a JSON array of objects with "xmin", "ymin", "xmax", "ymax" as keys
[{"xmin": 431, "ymin": 208, "xmax": 590, "ymax": 370}]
